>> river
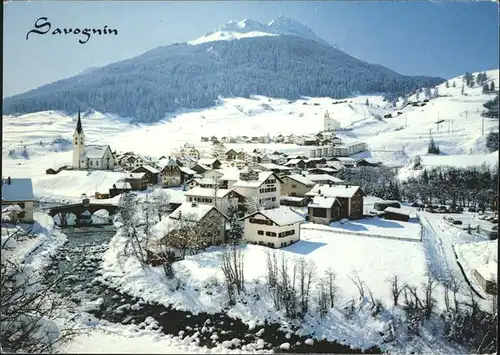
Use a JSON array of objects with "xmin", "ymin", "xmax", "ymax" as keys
[{"xmin": 43, "ymin": 220, "xmax": 381, "ymax": 353}]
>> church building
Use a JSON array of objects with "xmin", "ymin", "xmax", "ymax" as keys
[
  {"xmin": 323, "ymin": 110, "xmax": 341, "ymax": 132},
  {"xmin": 72, "ymin": 110, "xmax": 115, "ymax": 170}
]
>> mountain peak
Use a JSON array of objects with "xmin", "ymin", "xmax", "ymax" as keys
[{"xmin": 190, "ymin": 17, "xmax": 331, "ymax": 47}]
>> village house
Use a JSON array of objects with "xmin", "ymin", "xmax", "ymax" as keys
[
  {"xmin": 284, "ymin": 159, "xmax": 307, "ymax": 170},
  {"xmin": 168, "ymin": 202, "xmax": 228, "ymax": 246},
  {"xmin": 131, "ymin": 155, "xmax": 154, "ymax": 170},
  {"xmin": 332, "ymin": 157, "xmax": 357, "ymax": 168},
  {"xmin": 236, "ymin": 150, "xmax": 248, "ymax": 161},
  {"xmin": 109, "ymin": 180, "xmax": 133, "ymax": 198},
  {"xmin": 241, "ymin": 206, "xmax": 305, "ymax": 248},
  {"xmin": 185, "ymin": 178, "xmax": 223, "ymax": 190},
  {"xmin": 132, "ymin": 165, "xmax": 160, "ymax": 185},
  {"xmin": 280, "ymin": 174, "xmax": 315, "ymax": 197},
  {"xmin": 72, "ymin": 110, "xmax": 116, "ymax": 171},
  {"xmin": 178, "ymin": 166, "xmax": 197, "ymax": 184},
  {"xmin": 197, "ymin": 158, "xmax": 222, "ymax": 170},
  {"xmin": 382, "ymin": 207, "xmax": 411, "ymax": 222},
  {"xmin": 203, "ymin": 169, "xmax": 225, "ymax": 181},
  {"xmin": 179, "ymin": 143, "xmax": 200, "ymax": 160},
  {"xmin": 232, "ymin": 170, "xmax": 282, "ymax": 210},
  {"xmin": 191, "ymin": 163, "xmax": 210, "ymax": 175},
  {"xmin": 306, "ymin": 184, "xmax": 365, "ymax": 224},
  {"xmin": 304, "ymin": 158, "xmax": 327, "ymax": 169},
  {"xmin": 307, "ymin": 167, "xmax": 338, "ymax": 176},
  {"xmin": 1, "ymin": 177, "xmax": 34, "ymax": 223},
  {"xmin": 120, "ymin": 173, "xmax": 148, "ymax": 191},
  {"xmin": 225, "ymin": 149, "xmax": 238, "ymax": 161},
  {"xmin": 159, "ymin": 158, "xmax": 182, "ymax": 187},
  {"xmin": 184, "ymin": 187, "xmax": 244, "ymax": 214},
  {"xmin": 256, "ymin": 163, "xmax": 292, "ymax": 176}
]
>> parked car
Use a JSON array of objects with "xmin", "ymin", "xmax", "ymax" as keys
[
  {"xmin": 452, "ymin": 220, "xmax": 463, "ymax": 225},
  {"xmin": 468, "ymin": 207, "xmax": 477, "ymax": 212}
]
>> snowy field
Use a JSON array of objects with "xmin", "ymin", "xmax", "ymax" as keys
[
  {"xmin": 301, "ymin": 216, "xmax": 421, "ymax": 242},
  {"xmin": 2, "ymin": 70, "xmax": 498, "ymax": 199},
  {"xmin": 98, "ymin": 223, "xmax": 433, "ymax": 350}
]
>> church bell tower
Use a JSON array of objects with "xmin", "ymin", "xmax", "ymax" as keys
[{"xmin": 72, "ymin": 109, "xmax": 86, "ymax": 169}]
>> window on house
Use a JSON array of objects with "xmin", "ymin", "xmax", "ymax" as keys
[
  {"xmin": 90, "ymin": 161, "xmax": 93, "ymax": 166},
  {"xmin": 17, "ymin": 202, "xmax": 25, "ymax": 209},
  {"xmin": 96, "ymin": 161, "xmax": 99, "ymax": 166},
  {"xmin": 265, "ymin": 231, "xmax": 276, "ymax": 237},
  {"xmin": 257, "ymin": 230, "xmax": 264, "ymax": 235},
  {"xmin": 267, "ymin": 242, "xmax": 274, "ymax": 248},
  {"xmin": 291, "ymin": 184, "xmax": 297, "ymax": 188}
]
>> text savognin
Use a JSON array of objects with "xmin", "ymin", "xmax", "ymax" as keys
[{"xmin": 26, "ymin": 17, "xmax": 118, "ymax": 44}]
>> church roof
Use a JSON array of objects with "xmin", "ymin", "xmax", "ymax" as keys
[
  {"xmin": 76, "ymin": 109, "xmax": 83, "ymax": 134},
  {"xmin": 81, "ymin": 145, "xmax": 110, "ymax": 159}
]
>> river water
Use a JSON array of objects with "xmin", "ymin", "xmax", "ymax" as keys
[{"xmin": 43, "ymin": 224, "xmax": 381, "ymax": 354}]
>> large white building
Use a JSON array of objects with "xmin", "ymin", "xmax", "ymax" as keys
[
  {"xmin": 241, "ymin": 206, "xmax": 305, "ymax": 248},
  {"xmin": 232, "ymin": 170, "xmax": 282, "ymax": 209},
  {"xmin": 72, "ymin": 111, "xmax": 115, "ymax": 170}
]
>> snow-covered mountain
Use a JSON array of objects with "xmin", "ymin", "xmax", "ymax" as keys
[{"xmin": 189, "ymin": 16, "xmax": 331, "ymax": 47}]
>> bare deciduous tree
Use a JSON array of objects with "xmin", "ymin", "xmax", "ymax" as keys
[
  {"xmin": 388, "ymin": 274, "xmax": 404, "ymax": 307},
  {"xmin": 149, "ymin": 188, "xmax": 171, "ymax": 221},
  {"xmin": 324, "ymin": 267, "xmax": 338, "ymax": 308},
  {"xmin": 220, "ymin": 244, "xmax": 245, "ymax": 305},
  {"xmin": 117, "ymin": 192, "xmax": 147, "ymax": 265}
]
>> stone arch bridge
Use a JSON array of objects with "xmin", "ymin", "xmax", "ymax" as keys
[{"xmin": 47, "ymin": 202, "xmax": 118, "ymax": 219}]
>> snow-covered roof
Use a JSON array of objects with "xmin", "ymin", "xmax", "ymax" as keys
[
  {"xmin": 284, "ymin": 159, "xmax": 303, "ymax": 166},
  {"xmin": 178, "ymin": 167, "xmax": 196, "ymax": 175},
  {"xmin": 166, "ymin": 189, "xmax": 186, "ymax": 204},
  {"xmin": 1, "ymin": 178, "xmax": 34, "ymax": 202},
  {"xmin": 245, "ymin": 206, "xmax": 305, "ymax": 226},
  {"xmin": 133, "ymin": 165, "xmax": 159, "ymax": 174},
  {"xmin": 335, "ymin": 157, "xmax": 356, "ymax": 162},
  {"xmin": 308, "ymin": 195, "xmax": 339, "ymax": 208},
  {"xmin": 124, "ymin": 173, "xmax": 146, "ymax": 180},
  {"xmin": 286, "ymin": 174, "xmax": 315, "ymax": 186},
  {"xmin": 311, "ymin": 167, "xmax": 338, "ymax": 173},
  {"xmin": 232, "ymin": 171, "xmax": 276, "ymax": 188},
  {"xmin": 197, "ymin": 158, "xmax": 219, "ymax": 166},
  {"xmin": 219, "ymin": 169, "xmax": 242, "ymax": 181},
  {"xmin": 280, "ymin": 195, "xmax": 308, "ymax": 202},
  {"xmin": 384, "ymin": 207, "xmax": 410, "ymax": 216},
  {"xmin": 307, "ymin": 174, "xmax": 344, "ymax": 183},
  {"xmin": 306, "ymin": 184, "xmax": 363, "ymax": 199},
  {"xmin": 475, "ymin": 262, "xmax": 497, "ymax": 282},
  {"xmin": 184, "ymin": 186, "xmax": 232, "ymax": 199},
  {"xmin": 82, "ymin": 145, "xmax": 110, "ymax": 159},
  {"xmin": 113, "ymin": 181, "xmax": 132, "ymax": 189},
  {"xmin": 187, "ymin": 178, "xmax": 219, "ymax": 185},
  {"xmin": 357, "ymin": 158, "xmax": 380, "ymax": 165},
  {"xmin": 257, "ymin": 163, "xmax": 290, "ymax": 171},
  {"xmin": 168, "ymin": 202, "xmax": 215, "ymax": 222}
]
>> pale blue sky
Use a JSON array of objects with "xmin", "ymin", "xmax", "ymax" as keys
[{"xmin": 3, "ymin": 1, "xmax": 499, "ymax": 98}]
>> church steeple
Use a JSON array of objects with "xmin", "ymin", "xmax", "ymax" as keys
[{"xmin": 76, "ymin": 109, "xmax": 83, "ymax": 134}]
